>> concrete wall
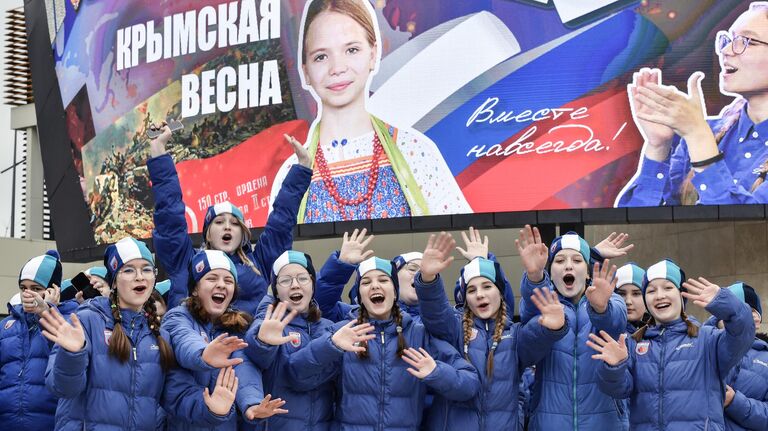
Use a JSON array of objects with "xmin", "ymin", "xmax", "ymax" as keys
[{"xmin": 2, "ymin": 220, "xmax": 766, "ymax": 332}]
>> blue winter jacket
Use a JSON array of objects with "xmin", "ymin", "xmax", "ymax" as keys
[
  {"xmin": 148, "ymin": 154, "xmax": 312, "ymax": 315},
  {"xmin": 45, "ymin": 297, "xmax": 166, "ymax": 430},
  {"xmin": 0, "ymin": 301, "xmax": 76, "ymax": 430},
  {"xmin": 597, "ymin": 288, "xmax": 755, "ymax": 431},
  {"xmin": 288, "ymin": 309, "xmax": 480, "ymax": 431},
  {"xmin": 519, "ymin": 272, "xmax": 628, "ymax": 431},
  {"xmin": 245, "ymin": 295, "xmax": 337, "ymax": 430},
  {"xmin": 415, "ymin": 273, "xmax": 566, "ymax": 431},
  {"xmin": 160, "ymin": 304, "xmax": 265, "ymax": 430},
  {"xmin": 704, "ymin": 318, "xmax": 768, "ymax": 431}
]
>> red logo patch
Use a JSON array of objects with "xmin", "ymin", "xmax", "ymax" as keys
[
  {"xmin": 104, "ymin": 330, "xmax": 113, "ymax": 345},
  {"xmin": 4, "ymin": 319, "xmax": 16, "ymax": 330},
  {"xmin": 289, "ymin": 331, "xmax": 301, "ymax": 347},
  {"xmin": 635, "ymin": 341, "xmax": 650, "ymax": 356}
]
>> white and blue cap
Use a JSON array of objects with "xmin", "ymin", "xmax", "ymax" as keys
[
  {"xmin": 615, "ymin": 263, "xmax": 645, "ymax": 291},
  {"xmin": 155, "ymin": 280, "xmax": 172, "ymax": 296},
  {"xmin": 460, "ymin": 256, "xmax": 504, "ymax": 289},
  {"xmin": 203, "ymin": 202, "xmax": 246, "ymax": 239},
  {"xmin": 85, "ymin": 266, "xmax": 108, "ymax": 280},
  {"xmin": 271, "ymin": 250, "xmax": 317, "ymax": 296},
  {"xmin": 356, "ymin": 256, "xmax": 399, "ymax": 300},
  {"xmin": 547, "ymin": 232, "xmax": 591, "ymax": 271},
  {"xmin": 727, "ymin": 282, "xmax": 762, "ymax": 321},
  {"xmin": 19, "ymin": 250, "xmax": 63, "ymax": 289},
  {"xmin": 642, "ymin": 259, "xmax": 685, "ymax": 292},
  {"xmin": 190, "ymin": 250, "xmax": 238, "ymax": 286},
  {"xmin": 392, "ymin": 252, "xmax": 423, "ymax": 270},
  {"xmin": 104, "ymin": 238, "xmax": 155, "ymax": 284}
]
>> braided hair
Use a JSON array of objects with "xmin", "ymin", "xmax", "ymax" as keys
[{"xmin": 355, "ymin": 302, "xmax": 407, "ymax": 359}]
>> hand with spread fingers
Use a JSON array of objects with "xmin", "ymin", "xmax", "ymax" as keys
[
  {"xmin": 681, "ymin": 277, "xmax": 721, "ymax": 308},
  {"xmin": 331, "ymin": 321, "xmax": 376, "ymax": 353},
  {"xmin": 402, "ymin": 347, "xmax": 437, "ymax": 379},
  {"xmin": 530, "ymin": 287, "xmax": 565, "ymax": 330},
  {"xmin": 257, "ymin": 302, "xmax": 299, "ymax": 346},
  {"xmin": 38, "ymin": 308, "xmax": 86, "ymax": 353},
  {"xmin": 594, "ymin": 232, "xmax": 634, "ymax": 259},
  {"xmin": 515, "ymin": 225, "xmax": 549, "ymax": 283},
  {"xmin": 202, "ymin": 333, "xmax": 249, "ymax": 368},
  {"xmin": 203, "ymin": 367, "xmax": 238, "ymax": 416},
  {"xmin": 456, "ymin": 227, "xmax": 488, "ymax": 261},
  {"xmin": 339, "ymin": 228, "xmax": 375, "ymax": 264},
  {"xmin": 245, "ymin": 394, "xmax": 289, "ymax": 420},
  {"xmin": 587, "ymin": 331, "xmax": 628, "ymax": 366},
  {"xmin": 586, "ymin": 260, "xmax": 617, "ymax": 314},
  {"xmin": 285, "ymin": 134, "xmax": 311, "ymax": 168},
  {"xmin": 420, "ymin": 232, "xmax": 455, "ymax": 283}
]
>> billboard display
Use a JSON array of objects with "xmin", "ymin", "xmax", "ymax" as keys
[{"xmin": 32, "ymin": 0, "xmax": 762, "ymax": 251}]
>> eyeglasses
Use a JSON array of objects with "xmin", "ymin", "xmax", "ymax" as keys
[
  {"xmin": 118, "ymin": 265, "xmax": 157, "ymax": 279},
  {"xmin": 403, "ymin": 262, "xmax": 421, "ymax": 273},
  {"xmin": 276, "ymin": 274, "xmax": 313, "ymax": 288},
  {"xmin": 716, "ymin": 31, "xmax": 768, "ymax": 55}
]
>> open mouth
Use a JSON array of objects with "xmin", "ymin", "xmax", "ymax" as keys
[
  {"xmin": 654, "ymin": 302, "xmax": 671, "ymax": 311},
  {"xmin": 370, "ymin": 293, "xmax": 385, "ymax": 305},
  {"xmin": 477, "ymin": 302, "xmax": 490, "ymax": 313},
  {"xmin": 222, "ymin": 233, "xmax": 232, "ymax": 242},
  {"xmin": 563, "ymin": 274, "xmax": 575, "ymax": 288},
  {"xmin": 723, "ymin": 64, "xmax": 738, "ymax": 75},
  {"xmin": 289, "ymin": 292, "xmax": 304, "ymax": 302},
  {"xmin": 133, "ymin": 286, "xmax": 147, "ymax": 294},
  {"xmin": 212, "ymin": 293, "xmax": 227, "ymax": 305}
]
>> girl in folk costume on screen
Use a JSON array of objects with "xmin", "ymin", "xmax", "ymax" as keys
[
  {"xmin": 589, "ymin": 260, "xmax": 755, "ymax": 430},
  {"xmin": 41, "ymin": 238, "xmax": 175, "ymax": 430},
  {"xmin": 272, "ymin": 0, "xmax": 470, "ymax": 223},
  {"xmin": 617, "ymin": 2, "xmax": 768, "ymax": 206},
  {"xmin": 146, "ymin": 124, "xmax": 312, "ymax": 314},
  {"xmin": 161, "ymin": 250, "xmax": 285, "ymax": 430},
  {"xmin": 244, "ymin": 250, "xmax": 337, "ymax": 430}
]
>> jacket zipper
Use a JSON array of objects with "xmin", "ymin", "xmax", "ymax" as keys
[
  {"xmin": 307, "ymin": 321, "xmax": 314, "ymax": 428},
  {"xmin": 379, "ymin": 329, "xmax": 386, "ymax": 431},
  {"xmin": 572, "ymin": 302, "xmax": 578, "ymax": 431},
  {"xmin": 658, "ymin": 328, "xmax": 666, "ymax": 429},
  {"xmin": 480, "ymin": 320, "xmax": 491, "ymax": 431},
  {"xmin": 128, "ymin": 317, "xmax": 137, "ymax": 429}
]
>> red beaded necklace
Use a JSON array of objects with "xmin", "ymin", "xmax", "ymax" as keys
[{"xmin": 314, "ymin": 133, "xmax": 383, "ymax": 220}]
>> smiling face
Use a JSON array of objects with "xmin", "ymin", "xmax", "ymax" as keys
[
  {"xmin": 114, "ymin": 259, "xmax": 155, "ymax": 311},
  {"xmin": 617, "ymin": 284, "xmax": 647, "ymax": 322},
  {"xmin": 302, "ymin": 10, "xmax": 377, "ymax": 111},
  {"xmin": 275, "ymin": 263, "xmax": 314, "ymax": 314},
  {"xmin": 644, "ymin": 279, "xmax": 683, "ymax": 324},
  {"xmin": 397, "ymin": 259, "xmax": 421, "ymax": 306},
  {"xmin": 206, "ymin": 213, "xmax": 244, "ymax": 254},
  {"xmin": 464, "ymin": 276, "xmax": 502, "ymax": 320},
  {"xmin": 550, "ymin": 249, "xmax": 589, "ymax": 301},
  {"xmin": 194, "ymin": 269, "xmax": 236, "ymax": 319},
  {"xmin": 359, "ymin": 269, "xmax": 396, "ymax": 320},
  {"xmin": 719, "ymin": 8, "xmax": 768, "ymax": 96}
]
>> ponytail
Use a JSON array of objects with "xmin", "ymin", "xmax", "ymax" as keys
[
  {"xmin": 679, "ymin": 99, "xmax": 746, "ymax": 204},
  {"xmin": 143, "ymin": 296, "xmax": 176, "ymax": 371},
  {"xmin": 485, "ymin": 299, "xmax": 507, "ymax": 381},
  {"xmin": 186, "ymin": 294, "xmax": 253, "ymax": 333},
  {"xmin": 392, "ymin": 303, "xmax": 407, "ymax": 358},
  {"xmin": 107, "ymin": 288, "xmax": 132, "ymax": 363},
  {"xmin": 681, "ymin": 310, "xmax": 699, "ymax": 338},
  {"xmin": 356, "ymin": 306, "xmax": 370, "ymax": 359},
  {"xmin": 462, "ymin": 307, "xmax": 473, "ymax": 362}
]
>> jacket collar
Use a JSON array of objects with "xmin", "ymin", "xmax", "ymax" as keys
[{"xmin": 644, "ymin": 318, "xmax": 687, "ymax": 339}]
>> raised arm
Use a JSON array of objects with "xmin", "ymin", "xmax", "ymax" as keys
[
  {"xmin": 586, "ymin": 260, "xmax": 628, "ymax": 339},
  {"xmin": 416, "ymin": 232, "xmax": 462, "ymax": 344}
]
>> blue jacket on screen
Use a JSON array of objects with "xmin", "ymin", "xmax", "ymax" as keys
[
  {"xmin": 518, "ymin": 272, "xmax": 628, "ymax": 431},
  {"xmin": 597, "ymin": 288, "xmax": 754, "ymax": 431},
  {"xmin": 244, "ymin": 295, "xmax": 337, "ymax": 431},
  {"xmin": 414, "ymin": 273, "xmax": 566, "ymax": 431},
  {"xmin": 703, "ymin": 317, "xmax": 768, "ymax": 431},
  {"xmin": 0, "ymin": 301, "xmax": 76, "ymax": 430},
  {"xmin": 147, "ymin": 153, "xmax": 311, "ymax": 315},
  {"xmin": 287, "ymin": 309, "xmax": 480, "ymax": 431},
  {"xmin": 45, "ymin": 297, "xmax": 166, "ymax": 430},
  {"xmin": 160, "ymin": 304, "xmax": 265, "ymax": 430}
]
